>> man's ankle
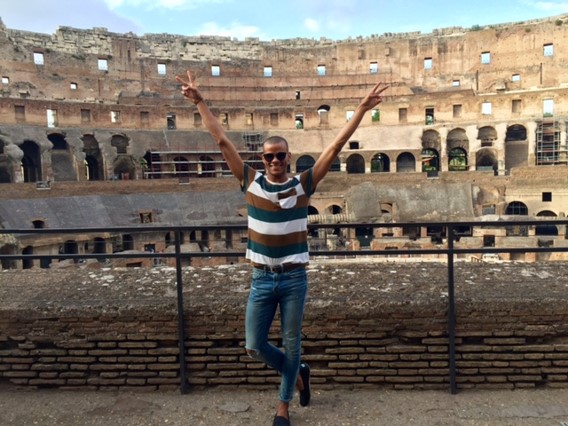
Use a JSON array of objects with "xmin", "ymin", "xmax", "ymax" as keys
[{"xmin": 276, "ymin": 401, "xmax": 289, "ymax": 419}]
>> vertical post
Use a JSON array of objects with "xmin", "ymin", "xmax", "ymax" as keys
[
  {"xmin": 175, "ymin": 229, "xmax": 189, "ymax": 394},
  {"xmin": 447, "ymin": 225, "xmax": 457, "ymax": 394}
]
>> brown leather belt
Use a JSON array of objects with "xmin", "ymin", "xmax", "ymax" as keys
[{"xmin": 252, "ymin": 263, "xmax": 305, "ymax": 273}]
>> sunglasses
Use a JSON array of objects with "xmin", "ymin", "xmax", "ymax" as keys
[{"xmin": 262, "ymin": 152, "xmax": 288, "ymax": 162}]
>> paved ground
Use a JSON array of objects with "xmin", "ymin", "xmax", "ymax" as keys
[{"xmin": 2, "ymin": 385, "xmax": 568, "ymax": 426}]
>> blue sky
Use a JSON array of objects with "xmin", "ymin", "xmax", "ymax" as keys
[{"xmin": 2, "ymin": 0, "xmax": 568, "ymax": 40}]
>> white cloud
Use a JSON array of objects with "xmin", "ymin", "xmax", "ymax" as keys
[
  {"xmin": 304, "ymin": 18, "xmax": 320, "ymax": 32},
  {"xmin": 198, "ymin": 21, "xmax": 264, "ymax": 39},
  {"xmin": 104, "ymin": 0, "xmax": 227, "ymax": 10},
  {"xmin": 522, "ymin": 0, "xmax": 568, "ymax": 13}
]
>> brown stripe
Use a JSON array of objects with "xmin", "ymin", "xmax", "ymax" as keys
[
  {"xmin": 245, "ymin": 192, "xmax": 280, "ymax": 211},
  {"xmin": 246, "ymin": 191, "xmax": 310, "ymax": 211},
  {"xmin": 249, "ymin": 229, "xmax": 307, "ymax": 248}
]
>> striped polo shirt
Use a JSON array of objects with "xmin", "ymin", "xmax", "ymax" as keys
[{"xmin": 242, "ymin": 164, "xmax": 314, "ymax": 266}]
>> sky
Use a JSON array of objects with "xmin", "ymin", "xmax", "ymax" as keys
[{"xmin": 1, "ymin": 0, "xmax": 568, "ymax": 41}]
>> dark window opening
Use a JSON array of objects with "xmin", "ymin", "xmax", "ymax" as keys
[
  {"xmin": 483, "ymin": 235, "xmax": 495, "ymax": 247},
  {"xmin": 140, "ymin": 212, "xmax": 153, "ymax": 223},
  {"xmin": 425, "ymin": 107, "xmax": 434, "ymax": 125},
  {"xmin": 167, "ymin": 114, "xmax": 176, "ymax": 130}
]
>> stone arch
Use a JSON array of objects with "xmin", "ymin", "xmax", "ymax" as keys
[
  {"xmin": 22, "ymin": 245, "xmax": 34, "ymax": 269},
  {"xmin": 476, "ymin": 148, "xmax": 498, "ymax": 173},
  {"xmin": 536, "ymin": 210, "xmax": 558, "ymax": 236},
  {"xmin": 448, "ymin": 147, "xmax": 468, "ymax": 171},
  {"xmin": 371, "ymin": 153, "xmax": 390, "ymax": 172},
  {"xmin": 505, "ymin": 201, "xmax": 528, "ymax": 215},
  {"xmin": 505, "ymin": 124, "xmax": 528, "ymax": 172},
  {"xmin": 63, "ymin": 240, "xmax": 79, "ymax": 263},
  {"xmin": 421, "ymin": 129, "xmax": 441, "ymax": 152},
  {"xmin": 327, "ymin": 204, "xmax": 343, "ymax": 214},
  {"xmin": 111, "ymin": 134, "xmax": 130, "ymax": 155},
  {"xmin": 20, "ymin": 140, "xmax": 42, "ymax": 182},
  {"xmin": 296, "ymin": 155, "xmax": 315, "ymax": 172},
  {"xmin": 93, "ymin": 237, "xmax": 106, "ymax": 254},
  {"xmin": 396, "ymin": 152, "xmax": 416, "ymax": 173},
  {"xmin": 83, "ymin": 134, "xmax": 104, "ymax": 181},
  {"xmin": 447, "ymin": 128, "xmax": 469, "ymax": 151},
  {"xmin": 0, "ymin": 150, "xmax": 12, "ymax": 183},
  {"xmin": 329, "ymin": 157, "xmax": 340, "ymax": 172},
  {"xmin": 506, "ymin": 124, "xmax": 527, "ymax": 141},
  {"xmin": 48, "ymin": 133, "xmax": 76, "ymax": 181},
  {"xmin": 317, "ymin": 105, "xmax": 331, "ymax": 126},
  {"xmin": 199, "ymin": 155, "xmax": 215, "ymax": 178},
  {"xmin": 421, "ymin": 148, "xmax": 440, "ymax": 174},
  {"xmin": 143, "ymin": 151, "xmax": 160, "ymax": 179},
  {"xmin": 477, "ymin": 126, "xmax": 498, "ymax": 147},
  {"xmin": 122, "ymin": 234, "xmax": 134, "ymax": 251},
  {"xmin": 173, "ymin": 156, "xmax": 190, "ymax": 178},
  {"xmin": 346, "ymin": 153, "xmax": 365, "ymax": 174},
  {"xmin": 0, "ymin": 243, "xmax": 18, "ymax": 270}
]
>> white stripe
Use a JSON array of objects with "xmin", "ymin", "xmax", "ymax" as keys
[
  {"xmin": 246, "ymin": 250, "xmax": 309, "ymax": 266},
  {"xmin": 248, "ymin": 216, "xmax": 307, "ymax": 235},
  {"xmin": 248, "ymin": 176, "xmax": 306, "ymax": 202}
]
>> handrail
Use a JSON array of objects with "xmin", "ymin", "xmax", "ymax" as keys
[{"xmin": 3, "ymin": 218, "xmax": 568, "ymax": 394}]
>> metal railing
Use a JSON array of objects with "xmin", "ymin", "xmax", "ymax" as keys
[{"xmin": 2, "ymin": 218, "xmax": 568, "ymax": 394}]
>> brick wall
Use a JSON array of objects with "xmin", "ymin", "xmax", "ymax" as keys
[{"xmin": 1, "ymin": 264, "xmax": 568, "ymax": 391}]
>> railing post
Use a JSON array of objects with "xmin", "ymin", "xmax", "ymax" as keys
[
  {"xmin": 447, "ymin": 225, "xmax": 457, "ymax": 394},
  {"xmin": 175, "ymin": 229, "xmax": 189, "ymax": 394}
]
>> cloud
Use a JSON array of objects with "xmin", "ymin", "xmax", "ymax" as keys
[
  {"xmin": 198, "ymin": 21, "xmax": 264, "ymax": 39},
  {"xmin": 104, "ymin": 0, "xmax": 228, "ymax": 11},
  {"xmin": 304, "ymin": 18, "xmax": 320, "ymax": 32},
  {"xmin": 1, "ymin": 0, "xmax": 142, "ymax": 34},
  {"xmin": 521, "ymin": 0, "xmax": 568, "ymax": 13}
]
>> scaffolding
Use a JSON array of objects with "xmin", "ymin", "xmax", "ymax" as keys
[
  {"xmin": 242, "ymin": 132, "xmax": 263, "ymax": 151},
  {"xmin": 535, "ymin": 119, "xmax": 567, "ymax": 165},
  {"xmin": 143, "ymin": 133, "xmax": 265, "ymax": 179}
]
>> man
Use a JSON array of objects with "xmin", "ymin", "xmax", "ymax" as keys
[{"xmin": 176, "ymin": 71, "xmax": 387, "ymax": 426}]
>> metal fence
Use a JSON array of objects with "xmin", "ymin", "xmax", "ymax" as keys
[{"xmin": 2, "ymin": 218, "xmax": 568, "ymax": 394}]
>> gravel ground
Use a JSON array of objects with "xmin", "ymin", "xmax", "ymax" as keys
[{"xmin": 2, "ymin": 385, "xmax": 568, "ymax": 426}]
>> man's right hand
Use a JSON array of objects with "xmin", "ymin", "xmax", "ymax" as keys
[{"xmin": 175, "ymin": 70, "xmax": 204, "ymax": 105}]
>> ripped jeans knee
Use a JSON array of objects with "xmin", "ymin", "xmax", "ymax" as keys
[{"xmin": 246, "ymin": 348, "xmax": 262, "ymax": 361}]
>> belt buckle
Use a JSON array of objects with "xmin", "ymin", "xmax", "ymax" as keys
[{"xmin": 262, "ymin": 264, "xmax": 283, "ymax": 273}]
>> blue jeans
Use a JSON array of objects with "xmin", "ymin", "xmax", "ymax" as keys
[{"xmin": 245, "ymin": 266, "xmax": 308, "ymax": 403}]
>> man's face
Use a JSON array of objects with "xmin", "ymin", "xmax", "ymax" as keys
[{"xmin": 262, "ymin": 141, "xmax": 290, "ymax": 181}]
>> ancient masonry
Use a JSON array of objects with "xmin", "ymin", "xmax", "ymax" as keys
[
  {"xmin": 3, "ymin": 16, "xmax": 568, "ymax": 393},
  {"xmin": 2, "ymin": 15, "xmax": 568, "ymax": 266}
]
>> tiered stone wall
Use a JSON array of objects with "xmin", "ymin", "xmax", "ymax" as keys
[{"xmin": 1, "ymin": 262, "xmax": 568, "ymax": 391}]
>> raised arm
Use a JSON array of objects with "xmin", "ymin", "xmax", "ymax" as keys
[
  {"xmin": 175, "ymin": 70, "xmax": 245, "ymax": 184},
  {"xmin": 312, "ymin": 82, "xmax": 388, "ymax": 188}
]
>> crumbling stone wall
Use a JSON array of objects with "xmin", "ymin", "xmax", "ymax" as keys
[{"xmin": 1, "ymin": 262, "xmax": 568, "ymax": 391}]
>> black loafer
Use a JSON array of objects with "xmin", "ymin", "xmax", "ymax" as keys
[
  {"xmin": 273, "ymin": 415, "xmax": 291, "ymax": 426},
  {"xmin": 299, "ymin": 362, "xmax": 311, "ymax": 407}
]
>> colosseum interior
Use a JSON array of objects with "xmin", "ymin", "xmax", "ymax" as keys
[{"xmin": 2, "ymin": 13, "xmax": 568, "ymax": 268}]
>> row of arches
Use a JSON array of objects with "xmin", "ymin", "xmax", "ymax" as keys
[
  {"xmin": 296, "ymin": 147, "xmax": 492, "ymax": 174},
  {"xmin": 0, "ymin": 123, "xmax": 531, "ymax": 183},
  {"xmin": 0, "ymin": 133, "xmax": 136, "ymax": 183}
]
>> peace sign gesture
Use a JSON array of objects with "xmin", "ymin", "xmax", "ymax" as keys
[
  {"xmin": 175, "ymin": 70, "xmax": 204, "ymax": 105},
  {"xmin": 360, "ymin": 81, "xmax": 389, "ymax": 111}
]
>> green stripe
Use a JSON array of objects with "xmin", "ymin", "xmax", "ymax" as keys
[
  {"xmin": 248, "ymin": 240, "xmax": 308, "ymax": 258},
  {"xmin": 248, "ymin": 205, "xmax": 308, "ymax": 223}
]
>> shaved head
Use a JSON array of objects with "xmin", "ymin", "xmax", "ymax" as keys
[{"xmin": 263, "ymin": 136, "xmax": 289, "ymax": 151}]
